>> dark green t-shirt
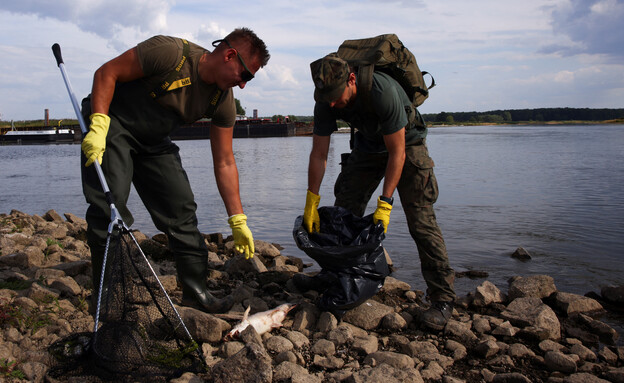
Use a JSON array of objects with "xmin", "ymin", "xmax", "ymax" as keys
[
  {"xmin": 313, "ymin": 71, "xmax": 427, "ymax": 153},
  {"xmin": 97, "ymin": 35, "xmax": 236, "ymax": 145},
  {"xmin": 136, "ymin": 35, "xmax": 236, "ymax": 126}
]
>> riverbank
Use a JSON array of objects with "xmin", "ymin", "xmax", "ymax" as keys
[
  {"xmin": 427, "ymin": 118, "xmax": 624, "ymax": 128},
  {"xmin": 1, "ymin": 209, "xmax": 623, "ymax": 382}
]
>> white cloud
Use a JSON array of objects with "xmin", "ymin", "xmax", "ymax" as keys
[
  {"xmin": 0, "ymin": 0, "xmax": 622, "ymax": 121},
  {"xmin": 543, "ymin": 0, "xmax": 624, "ymax": 59},
  {"xmin": 554, "ymin": 70, "xmax": 575, "ymax": 83},
  {"xmin": 0, "ymin": 0, "xmax": 174, "ymax": 50},
  {"xmin": 195, "ymin": 23, "xmax": 228, "ymax": 46}
]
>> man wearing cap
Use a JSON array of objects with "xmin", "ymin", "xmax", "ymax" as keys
[{"xmin": 298, "ymin": 52, "xmax": 456, "ymax": 330}]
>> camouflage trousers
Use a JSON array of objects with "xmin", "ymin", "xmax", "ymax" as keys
[{"xmin": 333, "ymin": 140, "xmax": 456, "ymax": 302}]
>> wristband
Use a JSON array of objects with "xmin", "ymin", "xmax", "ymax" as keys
[{"xmin": 379, "ymin": 195, "xmax": 394, "ymax": 205}]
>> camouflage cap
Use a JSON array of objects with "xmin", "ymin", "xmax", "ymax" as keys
[{"xmin": 310, "ymin": 53, "xmax": 350, "ymax": 103}]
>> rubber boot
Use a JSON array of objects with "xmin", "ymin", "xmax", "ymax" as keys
[
  {"xmin": 420, "ymin": 301, "xmax": 454, "ymax": 331},
  {"xmin": 176, "ymin": 255, "xmax": 234, "ymax": 313}
]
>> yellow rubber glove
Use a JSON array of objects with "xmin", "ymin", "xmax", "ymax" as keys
[
  {"xmin": 303, "ymin": 190, "xmax": 321, "ymax": 233},
  {"xmin": 373, "ymin": 197, "xmax": 393, "ymax": 233},
  {"xmin": 228, "ymin": 214, "xmax": 255, "ymax": 259},
  {"xmin": 82, "ymin": 113, "xmax": 111, "ymax": 167}
]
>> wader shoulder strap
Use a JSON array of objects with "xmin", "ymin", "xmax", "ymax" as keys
[
  {"xmin": 149, "ymin": 39, "xmax": 190, "ymax": 99},
  {"xmin": 204, "ymin": 88, "xmax": 224, "ymax": 118}
]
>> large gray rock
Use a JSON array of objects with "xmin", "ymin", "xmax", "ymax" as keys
[
  {"xmin": 444, "ymin": 319, "xmax": 478, "ymax": 343},
  {"xmin": 0, "ymin": 250, "xmax": 44, "ymax": 268},
  {"xmin": 551, "ymin": 291, "xmax": 603, "ymax": 315},
  {"xmin": 563, "ymin": 372, "xmax": 611, "ymax": 383},
  {"xmin": 567, "ymin": 313, "xmax": 620, "ymax": 345},
  {"xmin": 492, "ymin": 372, "xmax": 532, "ymax": 383},
  {"xmin": 473, "ymin": 281, "xmax": 506, "ymax": 307},
  {"xmin": 211, "ymin": 343, "xmax": 272, "ymax": 383},
  {"xmin": 224, "ymin": 253, "xmax": 268, "ymax": 274},
  {"xmin": 604, "ymin": 367, "xmax": 624, "ymax": 383},
  {"xmin": 327, "ymin": 325, "xmax": 355, "ymax": 346},
  {"xmin": 352, "ymin": 335, "xmax": 379, "ymax": 355},
  {"xmin": 544, "ymin": 350, "xmax": 577, "ymax": 373},
  {"xmin": 342, "ymin": 300, "xmax": 394, "ymax": 330},
  {"xmin": 501, "ymin": 297, "xmax": 561, "ymax": 340},
  {"xmin": 601, "ymin": 285, "xmax": 624, "ymax": 305},
  {"xmin": 381, "ymin": 276, "xmax": 411, "ymax": 295},
  {"xmin": 253, "ymin": 240, "xmax": 281, "ymax": 259},
  {"xmin": 348, "ymin": 362, "xmax": 423, "ymax": 383},
  {"xmin": 363, "ymin": 351, "xmax": 415, "ymax": 369},
  {"xmin": 178, "ymin": 307, "xmax": 230, "ymax": 343},
  {"xmin": 399, "ymin": 340, "xmax": 439, "ymax": 358},
  {"xmin": 507, "ymin": 275, "xmax": 556, "ymax": 300},
  {"xmin": 273, "ymin": 361, "xmax": 310, "ymax": 381}
]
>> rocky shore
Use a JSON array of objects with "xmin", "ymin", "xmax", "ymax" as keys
[{"xmin": 1, "ymin": 209, "xmax": 623, "ymax": 383}]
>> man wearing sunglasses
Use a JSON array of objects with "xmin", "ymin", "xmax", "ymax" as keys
[{"xmin": 80, "ymin": 28, "xmax": 270, "ymax": 313}]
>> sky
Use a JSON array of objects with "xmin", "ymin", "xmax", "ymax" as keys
[{"xmin": 0, "ymin": 0, "xmax": 623, "ymax": 121}]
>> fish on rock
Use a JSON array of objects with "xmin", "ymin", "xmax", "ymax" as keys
[{"xmin": 224, "ymin": 303, "xmax": 297, "ymax": 340}]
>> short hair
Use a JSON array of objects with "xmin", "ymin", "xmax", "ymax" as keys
[{"xmin": 225, "ymin": 27, "xmax": 270, "ymax": 67}]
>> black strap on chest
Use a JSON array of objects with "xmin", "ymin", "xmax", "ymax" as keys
[{"xmin": 149, "ymin": 39, "xmax": 190, "ymax": 99}]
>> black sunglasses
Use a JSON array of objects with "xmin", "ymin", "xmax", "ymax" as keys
[{"xmin": 212, "ymin": 38, "xmax": 255, "ymax": 82}]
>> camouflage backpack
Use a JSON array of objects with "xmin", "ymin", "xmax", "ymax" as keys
[{"xmin": 337, "ymin": 34, "xmax": 435, "ymax": 108}]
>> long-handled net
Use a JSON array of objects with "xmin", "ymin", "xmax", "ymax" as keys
[{"xmin": 47, "ymin": 43, "xmax": 205, "ymax": 382}]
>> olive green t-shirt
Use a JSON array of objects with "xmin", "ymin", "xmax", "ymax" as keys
[
  {"xmin": 136, "ymin": 35, "xmax": 236, "ymax": 126},
  {"xmin": 313, "ymin": 72, "xmax": 427, "ymax": 153}
]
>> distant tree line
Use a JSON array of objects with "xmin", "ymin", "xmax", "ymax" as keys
[
  {"xmin": 421, "ymin": 108, "xmax": 624, "ymax": 124},
  {"xmin": 270, "ymin": 108, "xmax": 624, "ymax": 126},
  {"xmin": 3, "ymin": 108, "xmax": 623, "ymax": 130}
]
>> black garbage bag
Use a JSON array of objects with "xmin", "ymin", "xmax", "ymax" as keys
[{"xmin": 293, "ymin": 206, "xmax": 390, "ymax": 315}]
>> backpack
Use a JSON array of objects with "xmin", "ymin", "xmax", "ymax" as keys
[
  {"xmin": 336, "ymin": 34, "xmax": 435, "ymax": 108},
  {"xmin": 335, "ymin": 34, "xmax": 434, "ymax": 149}
]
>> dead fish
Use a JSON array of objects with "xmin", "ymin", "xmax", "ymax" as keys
[{"xmin": 224, "ymin": 303, "xmax": 297, "ymax": 340}]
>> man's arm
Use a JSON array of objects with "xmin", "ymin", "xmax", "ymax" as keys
[
  {"xmin": 307, "ymin": 134, "xmax": 331, "ymax": 194},
  {"xmin": 81, "ymin": 47, "xmax": 145, "ymax": 167},
  {"xmin": 302, "ymin": 133, "xmax": 331, "ymax": 233},
  {"xmin": 91, "ymin": 47, "xmax": 144, "ymax": 114},
  {"xmin": 371, "ymin": 127, "xmax": 406, "ymax": 233},
  {"xmin": 210, "ymin": 125, "xmax": 243, "ymax": 216},
  {"xmin": 211, "ymin": 124, "xmax": 255, "ymax": 258},
  {"xmin": 381, "ymin": 127, "xmax": 406, "ymax": 198}
]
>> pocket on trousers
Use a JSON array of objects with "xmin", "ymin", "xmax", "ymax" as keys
[{"xmin": 406, "ymin": 145, "xmax": 434, "ymax": 169}]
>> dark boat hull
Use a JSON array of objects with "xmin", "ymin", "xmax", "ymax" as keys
[
  {"xmin": 170, "ymin": 121, "xmax": 312, "ymax": 140},
  {"xmin": 0, "ymin": 131, "xmax": 80, "ymax": 145}
]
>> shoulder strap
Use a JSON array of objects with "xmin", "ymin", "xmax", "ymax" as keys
[
  {"xmin": 149, "ymin": 38, "xmax": 190, "ymax": 99},
  {"xmin": 204, "ymin": 88, "xmax": 225, "ymax": 119},
  {"xmin": 345, "ymin": 66, "xmax": 377, "ymax": 150}
]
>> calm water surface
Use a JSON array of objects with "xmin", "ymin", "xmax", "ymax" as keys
[{"xmin": 1, "ymin": 125, "xmax": 623, "ymax": 303}]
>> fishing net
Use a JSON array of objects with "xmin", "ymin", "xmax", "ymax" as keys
[{"xmin": 47, "ymin": 227, "xmax": 205, "ymax": 382}]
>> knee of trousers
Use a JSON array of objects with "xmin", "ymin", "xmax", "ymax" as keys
[{"xmin": 167, "ymin": 230, "xmax": 208, "ymax": 258}]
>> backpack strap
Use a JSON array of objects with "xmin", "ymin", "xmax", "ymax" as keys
[
  {"xmin": 346, "ymin": 65, "xmax": 375, "ymax": 150},
  {"xmin": 149, "ymin": 38, "xmax": 190, "ymax": 99}
]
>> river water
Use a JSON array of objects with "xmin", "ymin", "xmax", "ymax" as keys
[{"xmin": 1, "ymin": 124, "xmax": 623, "ymax": 304}]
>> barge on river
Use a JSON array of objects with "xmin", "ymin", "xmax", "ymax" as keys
[
  {"xmin": 0, "ymin": 126, "xmax": 81, "ymax": 145},
  {"xmin": 171, "ymin": 119, "xmax": 313, "ymax": 140},
  {"xmin": 0, "ymin": 120, "xmax": 313, "ymax": 145}
]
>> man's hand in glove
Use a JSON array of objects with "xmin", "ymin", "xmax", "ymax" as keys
[
  {"xmin": 228, "ymin": 214, "xmax": 255, "ymax": 259},
  {"xmin": 82, "ymin": 113, "xmax": 110, "ymax": 167},
  {"xmin": 373, "ymin": 196, "xmax": 393, "ymax": 233},
  {"xmin": 303, "ymin": 190, "xmax": 321, "ymax": 233}
]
